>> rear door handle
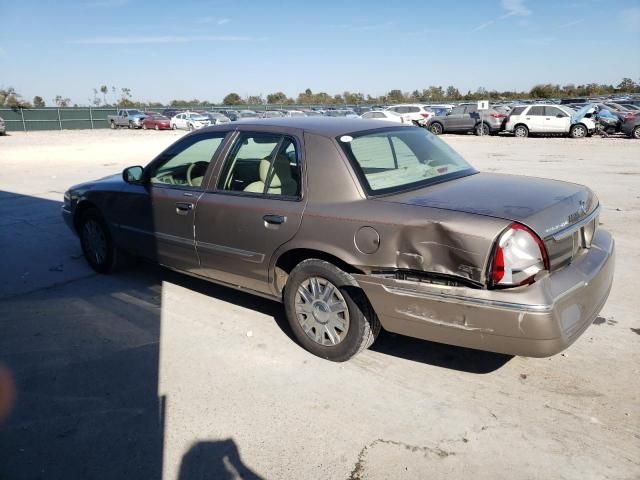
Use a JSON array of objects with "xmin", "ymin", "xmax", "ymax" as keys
[
  {"xmin": 263, "ymin": 214, "xmax": 286, "ymax": 225},
  {"xmin": 175, "ymin": 202, "xmax": 193, "ymax": 215}
]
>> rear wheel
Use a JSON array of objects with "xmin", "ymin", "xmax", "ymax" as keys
[
  {"xmin": 79, "ymin": 208, "xmax": 129, "ymax": 274},
  {"xmin": 284, "ymin": 259, "xmax": 380, "ymax": 362},
  {"xmin": 570, "ymin": 123, "xmax": 587, "ymax": 138},
  {"xmin": 514, "ymin": 125, "xmax": 529, "ymax": 138},
  {"xmin": 632, "ymin": 125, "xmax": 640, "ymax": 139},
  {"xmin": 475, "ymin": 123, "xmax": 490, "ymax": 136},
  {"xmin": 429, "ymin": 122, "xmax": 443, "ymax": 135},
  {"xmin": 110, "ymin": 121, "xmax": 116, "ymax": 129},
  {"xmin": 128, "ymin": 121, "xmax": 134, "ymax": 129}
]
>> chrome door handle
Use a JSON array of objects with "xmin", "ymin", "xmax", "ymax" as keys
[
  {"xmin": 263, "ymin": 214, "xmax": 286, "ymax": 225},
  {"xmin": 175, "ymin": 202, "xmax": 193, "ymax": 215}
]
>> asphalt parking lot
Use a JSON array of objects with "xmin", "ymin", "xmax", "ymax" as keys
[{"xmin": 0, "ymin": 129, "xmax": 638, "ymax": 480}]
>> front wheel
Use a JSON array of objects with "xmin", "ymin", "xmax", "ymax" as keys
[
  {"xmin": 188, "ymin": 123, "xmax": 194, "ymax": 131},
  {"xmin": 172, "ymin": 123, "xmax": 177, "ymax": 130},
  {"xmin": 142, "ymin": 123, "xmax": 147, "ymax": 130},
  {"xmin": 284, "ymin": 259, "xmax": 380, "ymax": 362},
  {"xmin": 79, "ymin": 208, "xmax": 129, "ymax": 274},
  {"xmin": 429, "ymin": 122, "xmax": 443, "ymax": 135},
  {"xmin": 110, "ymin": 121, "xmax": 116, "ymax": 129},
  {"xmin": 570, "ymin": 124, "xmax": 587, "ymax": 138},
  {"xmin": 632, "ymin": 125, "xmax": 640, "ymax": 139}
]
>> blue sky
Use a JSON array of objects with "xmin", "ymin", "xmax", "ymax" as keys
[{"xmin": 1, "ymin": 0, "xmax": 639, "ymax": 105}]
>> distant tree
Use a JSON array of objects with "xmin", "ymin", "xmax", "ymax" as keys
[
  {"xmin": 266, "ymin": 91, "xmax": 288, "ymax": 104},
  {"xmin": 445, "ymin": 85, "xmax": 461, "ymax": 100},
  {"xmin": 33, "ymin": 95, "xmax": 45, "ymax": 107},
  {"xmin": 246, "ymin": 95, "xmax": 264, "ymax": 105},
  {"xmin": 91, "ymin": 88, "xmax": 101, "ymax": 107},
  {"xmin": 100, "ymin": 85, "xmax": 108, "ymax": 105},
  {"xmin": 386, "ymin": 89, "xmax": 404, "ymax": 103},
  {"xmin": 223, "ymin": 92, "xmax": 242, "ymax": 105},
  {"xmin": 617, "ymin": 77, "xmax": 637, "ymax": 92},
  {"xmin": 0, "ymin": 87, "xmax": 30, "ymax": 108},
  {"xmin": 54, "ymin": 95, "xmax": 71, "ymax": 107}
]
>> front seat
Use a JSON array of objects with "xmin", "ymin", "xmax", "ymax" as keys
[{"xmin": 244, "ymin": 155, "xmax": 297, "ymax": 196}]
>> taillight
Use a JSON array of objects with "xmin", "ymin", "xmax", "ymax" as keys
[
  {"xmin": 490, "ymin": 223, "xmax": 549, "ymax": 288},
  {"xmin": 491, "ymin": 113, "xmax": 505, "ymax": 118},
  {"xmin": 421, "ymin": 113, "xmax": 430, "ymax": 118}
]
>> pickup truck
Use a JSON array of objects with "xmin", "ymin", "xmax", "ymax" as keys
[{"xmin": 107, "ymin": 109, "xmax": 147, "ymax": 129}]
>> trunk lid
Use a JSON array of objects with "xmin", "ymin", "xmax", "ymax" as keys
[{"xmin": 375, "ymin": 172, "xmax": 599, "ymax": 270}]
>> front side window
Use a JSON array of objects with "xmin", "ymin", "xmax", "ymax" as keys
[
  {"xmin": 217, "ymin": 133, "xmax": 301, "ymax": 198},
  {"xmin": 148, "ymin": 133, "xmax": 227, "ymax": 188},
  {"xmin": 339, "ymin": 127, "xmax": 475, "ymax": 195},
  {"xmin": 450, "ymin": 106, "xmax": 464, "ymax": 115},
  {"xmin": 545, "ymin": 106, "xmax": 566, "ymax": 117}
]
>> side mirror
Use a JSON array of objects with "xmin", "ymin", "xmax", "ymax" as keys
[
  {"xmin": 446, "ymin": 111, "xmax": 452, "ymax": 116},
  {"xmin": 123, "ymin": 166, "xmax": 144, "ymax": 184}
]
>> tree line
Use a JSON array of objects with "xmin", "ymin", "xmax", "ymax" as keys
[{"xmin": 2, "ymin": 77, "xmax": 639, "ymax": 109}]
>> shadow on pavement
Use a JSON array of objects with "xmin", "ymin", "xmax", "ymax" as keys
[{"xmin": 177, "ymin": 440, "xmax": 264, "ymax": 480}]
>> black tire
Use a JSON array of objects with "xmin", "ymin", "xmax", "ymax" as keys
[
  {"xmin": 78, "ymin": 208, "xmax": 130, "ymax": 274},
  {"xmin": 154, "ymin": 124, "xmax": 159, "ymax": 131},
  {"xmin": 284, "ymin": 259, "xmax": 381, "ymax": 362},
  {"xmin": 429, "ymin": 122, "xmax": 443, "ymax": 135},
  {"xmin": 632, "ymin": 126, "xmax": 640, "ymax": 139},
  {"xmin": 110, "ymin": 121, "xmax": 116, "ymax": 129},
  {"xmin": 475, "ymin": 122, "xmax": 490, "ymax": 136},
  {"xmin": 172, "ymin": 123, "xmax": 177, "ymax": 130},
  {"xmin": 570, "ymin": 123, "xmax": 587, "ymax": 139},
  {"xmin": 188, "ymin": 123, "xmax": 194, "ymax": 131},
  {"xmin": 514, "ymin": 124, "xmax": 529, "ymax": 138}
]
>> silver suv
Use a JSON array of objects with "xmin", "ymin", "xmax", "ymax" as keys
[{"xmin": 426, "ymin": 104, "xmax": 505, "ymax": 136}]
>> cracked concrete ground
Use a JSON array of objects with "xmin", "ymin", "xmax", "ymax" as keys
[{"xmin": 0, "ymin": 130, "xmax": 638, "ymax": 479}]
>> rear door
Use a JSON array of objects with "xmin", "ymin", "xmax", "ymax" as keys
[
  {"xmin": 444, "ymin": 106, "xmax": 466, "ymax": 130},
  {"xmin": 193, "ymin": 130, "xmax": 306, "ymax": 294},
  {"xmin": 525, "ymin": 106, "xmax": 546, "ymax": 132},
  {"xmin": 461, "ymin": 105, "xmax": 478, "ymax": 131}
]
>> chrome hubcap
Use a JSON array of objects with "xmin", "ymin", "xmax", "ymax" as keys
[
  {"xmin": 294, "ymin": 277, "xmax": 350, "ymax": 346},
  {"xmin": 82, "ymin": 220, "xmax": 107, "ymax": 265},
  {"xmin": 574, "ymin": 126, "xmax": 585, "ymax": 137}
]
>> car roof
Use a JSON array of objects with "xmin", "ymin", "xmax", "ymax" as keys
[{"xmin": 203, "ymin": 117, "xmax": 410, "ymax": 136}]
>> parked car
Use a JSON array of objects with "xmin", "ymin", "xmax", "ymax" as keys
[
  {"xmin": 62, "ymin": 117, "xmax": 614, "ymax": 361},
  {"xmin": 504, "ymin": 104, "xmax": 593, "ymax": 138},
  {"xmin": 215, "ymin": 109, "xmax": 239, "ymax": 121},
  {"xmin": 200, "ymin": 111, "xmax": 231, "ymax": 125},
  {"xmin": 0, "ymin": 117, "xmax": 5, "ymax": 135},
  {"xmin": 619, "ymin": 103, "xmax": 640, "ymax": 112},
  {"xmin": 282, "ymin": 110, "xmax": 307, "ymax": 117},
  {"xmin": 426, "ymin": 104, "xmax": 505, "ymax": 135},
  {"xmin": 161, "ymin": 108, "xmax": 185, "ymax": 119},
  {"xmin": 170, "ymin": 111, "xmax": 211, "ymax": 131},
  {"xmin": 324, "ymin": 109, "xmax": 359, "ymax": 118},
  {"xmin": 142, "ymin": 112, "xmax": 171, "ymax": 130},
  {"xmin": 259, "ymin": 111, "xmax": 286, "ymax": 119},
  {"xmin": 236, "ymin": 110, "xmax": 258, "ymax": 120},
  {"xmin": 385, "ymin": 104, "xmax": 433, "ymax": 126},
  {"xmin": 621, "ymin": 115, "xmax": 640, "ymax": 139},
  {"xmin": 361, "ymin": 110, "xmax": 411, "ymax": 124},
  {"xmin": 107, "ymin": 109, "xmax": 147, "ymax": 129}
]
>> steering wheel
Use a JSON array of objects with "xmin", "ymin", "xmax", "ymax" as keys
[{"xmin": 186, "ymin": 161, "xmax": 210, "ymax": 186}]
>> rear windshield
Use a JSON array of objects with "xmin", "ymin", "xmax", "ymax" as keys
[{"xmin": 339, "ymin": 127, "xmax": 475, "ymax": 195}]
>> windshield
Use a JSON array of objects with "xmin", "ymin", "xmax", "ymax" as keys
[
  {"xmin": 128, "ymin": 110, "xmax": 143, "ymax": 115},
  {"xmin": 339, "ymin": 127, "xmax": 475, "ymax": 195},
  {"xmin": 191, "ymin": 115, "xmax": 208, "ymax": 121}
]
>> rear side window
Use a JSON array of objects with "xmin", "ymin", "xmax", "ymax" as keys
[
  {"xmin": 510, "ymin": 106, "xmax": 526, "ymax": 116},
  {"xmin": 528, "ymin": 106, "xmax": 545, "ymax": 116},
  {"xmin": 339, "ymin": 128, "xmax": 474, "ymax": 195}
]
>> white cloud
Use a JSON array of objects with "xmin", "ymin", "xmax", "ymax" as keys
[
  {"xmin": 559, "ymin": 18, "xmax": 584, "ymax": 28},
  {"xmin": 500, "ymin": 0, "xmax": 531, "ymax": 18},
  {"xmin": 70, "ymin": 35, "xmax": 262, "ymax": 45},
  {"xmin": 471, "ymin": 20, "xmax": 495, "ymax": 33}
]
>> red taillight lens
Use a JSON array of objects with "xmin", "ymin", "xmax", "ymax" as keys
[
  {"xmin": 490, "ymin": 222, "xmax": 549, "ymax": 288},
  {"xmin": 491, "ymin": 113, "xmax": 505, "ymax": 118},
  {"xmin": 492, "ymin": 246, "xmax": 505, "ymax": 283},
  {"xmin": 421, "ymin": 113, "xmax": 430, "ymax": 118}
]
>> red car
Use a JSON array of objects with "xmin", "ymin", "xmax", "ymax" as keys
[{"xmin": 142, "ymin": 112, "xmax": 171, "ymax": 130}]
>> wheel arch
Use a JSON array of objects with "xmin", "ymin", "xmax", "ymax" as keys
[
  {"xmin": 73, "ymin": 200, "xmax": 99, "ymax": 233},
  {"xmin": 272, "ymin": 247, "xmax": 364, "ymax": 295}
]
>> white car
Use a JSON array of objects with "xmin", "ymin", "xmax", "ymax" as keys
[
  {"xmin": 170, "ymin": 112, "xmax": 211, "ymax": 131},
  {"xmin": 505, "ymin": 104, "xmax": 595, "ymax": 138},
  {"xmin": 361, "ymin": 110, "xmax": 412, "ymax": 124},
  {"xmin": 384, "ymin": 104, "xmax": 433, "ymax": 125}
]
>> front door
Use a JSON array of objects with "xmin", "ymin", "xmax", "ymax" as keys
[
  {"xmin": 117, "ymin": 131, "xmax": 229, "ymax": 272},
  {"xmin": 194, "ymin": 131, "xmax": 306, "ymax": 294},
  {"xmin": 444, "ymin": 106, "xmax": 466, "ymax": 131},
  {"xmin": 543, "ymin": 106, "xmax": 570, "ymax": 133}
]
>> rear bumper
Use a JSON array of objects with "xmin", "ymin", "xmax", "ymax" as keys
[{"xmin": 355, "ymin": 228, "xmax": 615, "ymax": 357}]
